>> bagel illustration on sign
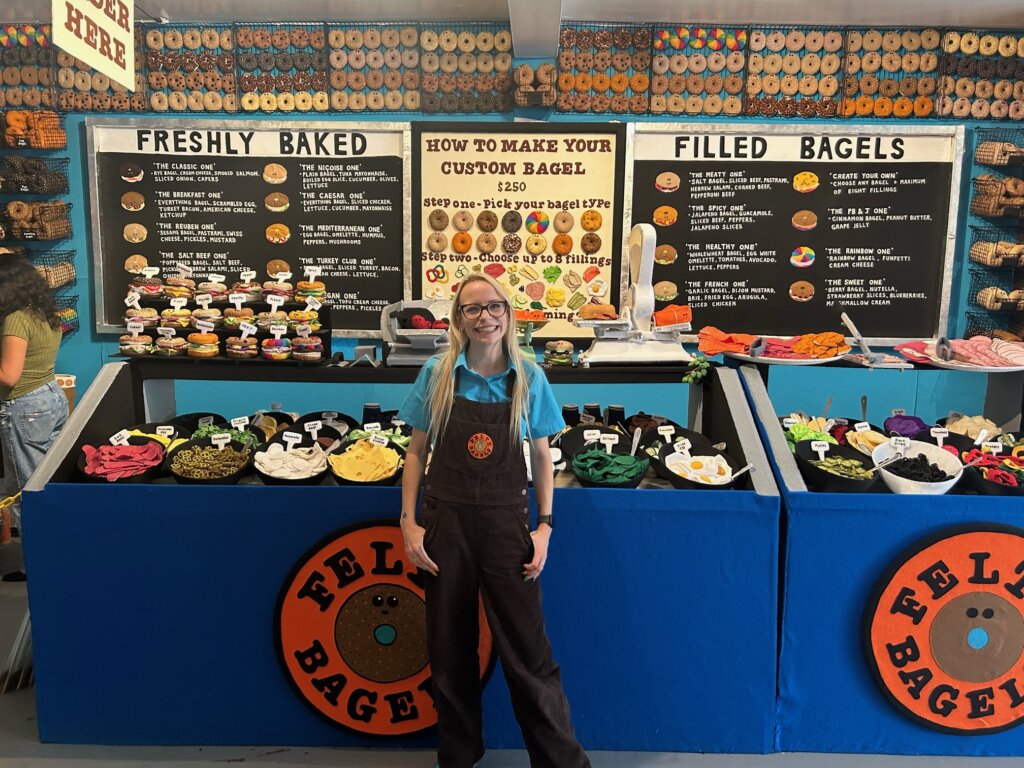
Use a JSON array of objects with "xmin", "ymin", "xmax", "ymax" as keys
[
  {"xmin": 865, "ymin": 524, "xmax": 1024, "ymax": 734},
  {"xmin": 277, "ymin": 522, "xmax": 496, "ymax": 735}
]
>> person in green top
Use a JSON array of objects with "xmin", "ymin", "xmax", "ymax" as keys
[{"xmin": 0, "ymin": 257, "xmax": 67, "ymax": 581}]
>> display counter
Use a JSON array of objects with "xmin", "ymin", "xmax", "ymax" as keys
[
  {"xmin": 22, "ymin": 362, "xmax": 780, "ymax": 752},
  {"xmin": 740, "ymin": 364, "xmax": 1024, "ymax": 755}
]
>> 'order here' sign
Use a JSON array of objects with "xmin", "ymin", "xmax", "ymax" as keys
[{"xmin": 52, "ymin": 0, "xmax": 135, "ymax": 91}]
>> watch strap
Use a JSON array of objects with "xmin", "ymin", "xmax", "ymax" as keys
[{"xmin": 536, "ymin": 514, "xmax": 554, "ymax": 529}]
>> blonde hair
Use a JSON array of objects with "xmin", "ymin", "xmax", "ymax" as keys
[{"xmin": 426, "ymin": 273, "xmax": 531, "ymax": 444}]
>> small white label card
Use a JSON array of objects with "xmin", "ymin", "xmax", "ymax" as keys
[{"xmin": 109, "ymin": 429, "xmax": 131, "ymax": 446}]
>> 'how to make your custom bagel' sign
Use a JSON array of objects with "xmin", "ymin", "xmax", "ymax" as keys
[
  {"xmin": 87, "ymin": 119, "xmax": 406, "ymax": 334},
  {"xmin": 413, "ymin": 123, "xmax": 625, "ymax": 339},
  {"xmin": 276, "ymin": 521, "xmax": 495, "ymax": 736},
  {"xmin": 866, "ymin": 524, "xmax": 1024, "ymax": 734},
  {"xmin": 631, "ymin": 124, "xmax": 960, "ymax": 342}
]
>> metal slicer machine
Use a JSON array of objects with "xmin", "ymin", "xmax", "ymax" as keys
[
  {"xmin": 381, "ymin": 300, "xmax": 450, "ymax": 366},
  {"xmin": 576, "ymin": 224, "xmax": 693, "ymax": 365}
]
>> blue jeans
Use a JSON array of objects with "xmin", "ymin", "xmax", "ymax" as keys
[{"xmin": 0, "ymin": 379, "xmax": 69, "ymax": 527}]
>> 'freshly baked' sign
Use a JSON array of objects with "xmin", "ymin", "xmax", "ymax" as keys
[{"xmin": 88, "ymin": 119, "xmax": 407, "ymax": 334}]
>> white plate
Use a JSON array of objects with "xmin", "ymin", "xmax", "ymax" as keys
[
  {"xmin": 724, "ymin": 352, "xmax": 849, "ymax": 366},
  {"xmin": 909, "ymin": 357, "xmax": 1024, "ymax": 374}
]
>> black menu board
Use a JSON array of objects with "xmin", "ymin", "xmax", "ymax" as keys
[
  {"xmin": 631, "ymin": 126, "xmax": 959, "ymax": 342},
  {"xmin": 87, "ymin": 120, "xmax": 407, "ymax": 334}
]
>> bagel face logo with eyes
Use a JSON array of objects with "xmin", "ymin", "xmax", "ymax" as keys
[
  {"xmin": 866, "ymin": 524, "xmax": 1024, "ymax": 734},
  {"xmin": 277, "ymin": 522, "xmax": 494, "ymax": 735}
]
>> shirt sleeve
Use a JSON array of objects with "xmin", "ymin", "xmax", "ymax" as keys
[
  {"xmin": 524, "ymin": 363, "xmax": 565, "ymax": 440},
  {"xmin": 397, "ymin": 356, "xmax": 438, "ymax": 433},
  {"xmin": 2, "ymin": 311, "xmax": 32, "ymax": 341}
]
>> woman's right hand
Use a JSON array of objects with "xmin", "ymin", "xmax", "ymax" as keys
[{"xmin": 402, "ymin": 521, "xmax": 439, "ymax": 576}]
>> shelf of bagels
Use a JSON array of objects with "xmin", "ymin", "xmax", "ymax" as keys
[
  {"xmin": 2, "ymin": 20, "xmax": 1024, "ymax": 119},
  {"xmin": 74, "ymin": 403, "xmax": 747, "ymax": 490},
  {"xmin": 119, "ymin": 258, "xmax": 331, "ymax": 364}
]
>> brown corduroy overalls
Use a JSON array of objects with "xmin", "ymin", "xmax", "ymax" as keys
[{"xmin": 419, "ymin": 371, "xmax": 589, "ymax": 768}]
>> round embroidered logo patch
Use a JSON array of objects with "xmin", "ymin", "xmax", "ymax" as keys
[
  {"xmin": 865, "ymin": 524, "xmax": 1024, "ymax": 734},
  {"xmin": 467, "ymin": 432, "xmax": 494, "ymax": 459}
]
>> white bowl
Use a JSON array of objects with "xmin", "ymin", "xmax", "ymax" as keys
[{"xmin": 871, "ymin": 439, "xmax": 963, "ymax": 495}]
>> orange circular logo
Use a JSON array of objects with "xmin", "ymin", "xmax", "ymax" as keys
[
  {"xmin": 866, "ymin": 524, "xmax": 1024, "ymax": 734},
  {"xmin": 467, "ymin": 432, "xmax": 493, "ymax": 460},
  {"xmin": 276, "ymin": 521, "xmax": 494, "ymax": 735}
]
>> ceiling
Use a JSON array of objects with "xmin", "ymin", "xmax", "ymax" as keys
[{"xmin": 5, "ymin": 0, "xmax": 1023, "ymax": 29}]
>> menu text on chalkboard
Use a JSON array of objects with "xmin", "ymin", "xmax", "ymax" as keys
[
  {"xmin": 87, "ymin": 119, "xmax": 408, "ymax": 334},
  {"xmin": 631, "ymin": 124, "xmax": 960, "ymax": 343}
]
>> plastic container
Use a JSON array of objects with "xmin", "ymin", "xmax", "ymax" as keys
[
  {"xmin": 170, "ymin": 411, "xmax": 226, "ymax": 433},
  {"xmin": 793, "ymin": 440, "xmax": 879, "ymax": 493},
  {"xmin": 293, "ymin": 410, "xmax": 360, "ymax": 439},
  {"xmin": 871, "ymin": 440, "xmax": 964, "ymax": 495},
  {"xmin": 252, "ymin": 426, "xmax": 342, "ymax": 486},
  {"xmin": 329, "ymin": 437, "xmax": 406, "ymax": 487},
  {"xmin": 77, "ymin": 436, "xmax": 166, "ymax": 484},
  {"xmin": 657, "ymin": 443, "xmax": 743, "ymax": 491},
  {"xmin": 911, "ymin": 428, "xmax": 976, "ymax": 456},
  {"xmin": 558, "ymin": 424, "xmax": 633, "ymax": 461},
  {"xmin": 127, "ymin": 422, "xmax": 183, "ymax": 441},
  {"xmin": 165, "ymin": 437, "xmax": 253, "ymax": 485}
]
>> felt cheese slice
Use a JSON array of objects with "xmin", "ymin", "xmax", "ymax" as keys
[{"xmin": 329, "ymin": 440, "xmax": 401, "ymax": 482}]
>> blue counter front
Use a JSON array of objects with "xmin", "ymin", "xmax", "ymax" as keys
[
  {"xmin": 23, "ymin": 363, "xmax": 780, "ymax": 753},
  {"xmin": 739, "ymin": 365, "xmax": 1024, "ymax": 756}
]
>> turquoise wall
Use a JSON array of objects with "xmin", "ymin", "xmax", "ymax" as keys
[{"xmin": 48, "ymin": 110, "xmax": 1002, "ymax": 423}]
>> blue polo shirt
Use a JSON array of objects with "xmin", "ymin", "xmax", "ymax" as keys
[{"xmin": 398, "ymin": 352, "xmax": 565, "ymax": 440}]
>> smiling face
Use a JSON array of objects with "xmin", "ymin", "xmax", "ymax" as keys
[{"xmin": 455, "ymin": 277, "xmax": 509, "ymax": 351}]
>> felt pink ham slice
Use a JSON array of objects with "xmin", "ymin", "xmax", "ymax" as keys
[
  {"xmin": 949, "ymin": 337, "xmax": 1016, "ymax": 367},
  {"xmin": 82, "ymin": 442, "xmax": 164, "ymax": 481},
  {"xmin": 991, "ymin": 339, "xmax": 1024, "ymax": 366}
]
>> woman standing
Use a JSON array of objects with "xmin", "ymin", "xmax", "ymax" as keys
[
  {"xmin": 0, "ymin": 257, "xmax": 67, "ymax": 581},
  {"xmin": 399, "ymin": 274, "xmax": 589, "ymax": 768}
]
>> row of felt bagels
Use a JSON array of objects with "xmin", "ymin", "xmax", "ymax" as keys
[{"xmin": 3, "ymin": 22, "xmax": 1024, "ymax": 118}]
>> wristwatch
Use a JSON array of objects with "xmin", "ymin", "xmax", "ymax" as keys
[{"xmin": 536, "ymin": 514, "xmax": 554, "ymax": 529}]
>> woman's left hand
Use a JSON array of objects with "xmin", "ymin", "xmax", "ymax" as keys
[{"xmin": 523, "ymin": 526, "xmax": 551, "ymax": 581}]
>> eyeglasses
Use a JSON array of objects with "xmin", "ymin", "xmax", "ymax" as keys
[{"xmin": 458, "ymin": 301, "xmax": 508, "ymax": 319}]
